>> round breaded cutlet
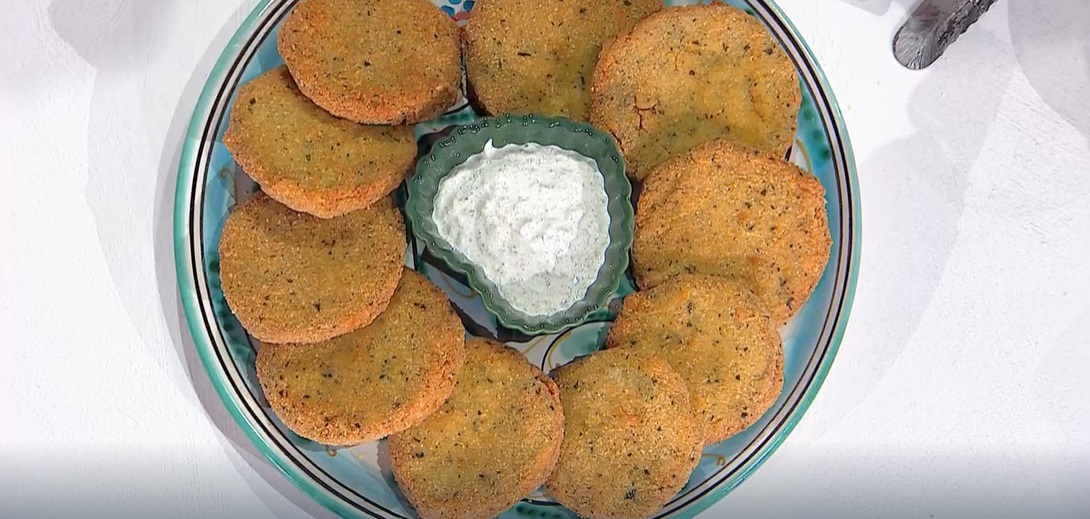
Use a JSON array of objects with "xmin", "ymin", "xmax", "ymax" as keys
[
  {"xmin": 218, "ymin": 192, "xmax": 405, "ymax": 344},
  {"xmin": 256, "ymin": 269, "xmax": 466, "ymax": 445},
  {"xmin": 590, "ymin": 4, "xmax": 802, "ymax": 180},
  {"xmin": 388, "ymin": 339, "xmax": 564, "ymax": 519},
  {"xmin": 464, "ymin": 0, "xmax": 661, "ymax": 121},
  {"xmin": 278, "ymin": 0, "xmax": 461, "ymax": 124},
  {"xmin": 545, "ymin": 349, "xmax": 703, "ymax": 519},
  {"xmin": 606, "ymin": 275, "xmax": 784, "ymax": 445},
  {"xmin": 632, "ymin": 139, "xmax": 831, "ymax": 325},
  {"xmin": 223, "ymin": 66, "xmax": 416, "ymax": 218}
]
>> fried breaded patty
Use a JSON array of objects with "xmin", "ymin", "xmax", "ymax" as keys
[
  {"xmin": 388, "ymin": 339, "xmax": 564, "ymax": 519},
  {"xmin": 223, "ymin": 66, "xmax": 416, "ymax": 218},
  {"xmin": 218, "ymin": 192, "xmax": 404, "ymax": 344},
  {"xmin": 464, "ymin": 0, "xmax": 661, "ymax": 121},
  {"xmin": 278, "ymin": 0, "xmax": 461, "ymax": 124},
  {"xmin": 545, "ymin": 349, "xmax": 703, "ymax": 519},
  {"xmin": 591, "ymin": 4, "xmax": 801, "ymax": 180},
  {"xmin": 607, "ymin": 275, "xmax": 785, "ymax": 444},
  {"xmin": 632, "ymin": 139, "xmax": 831, "ymax": 324},
  {"xmin": 256, "ymin": 269, "xmax": 465, "ymax": 445}
]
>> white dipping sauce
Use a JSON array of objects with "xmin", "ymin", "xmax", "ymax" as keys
[{"xmin": 432, "ymin": 140, "xmax": 609, "ymax": 317}]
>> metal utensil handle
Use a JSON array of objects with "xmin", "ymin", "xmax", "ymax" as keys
[{"xmin": 893, "ymin": 0, "xmax": 999, "ymax": 70}]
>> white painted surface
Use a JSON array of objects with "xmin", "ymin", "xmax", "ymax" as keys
[{"xmin": 1, "ymin": 0, "xmax": 1087, "ymax": 517}]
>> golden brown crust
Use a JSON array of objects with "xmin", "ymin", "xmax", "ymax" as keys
[
  {"xmin": 222, "ymin": 66, "xmax": 416, "ymax": 218},
  {"xmin": 606, "ymin": 275, "xmax": 784, "ymax": 444},
  {"xmin": 464, "ymin": 0, "xmax": 661, "ymax": 121},
  {"xmin": 218, "ymin": 192, "xmax": 405, "ymax": 344},
  {"xmin": 545, "ymin": 349, "xmax": 703, "ymax": 519},
  {"xmin": 590, "ymin": 4, "xmax": 801, "ymax": 180},
  {"xmin": 388, "ymin": 339, "xmax": 564, "ymax": 519},
  {"xmin": 278, "ymin": 0, "xmax": 461, "ymax": 124},
  {"xmin": 632, "ymin": 139, "xmax": 831, "ymax": 325},
  {"xmin": 256, "ymin": 269, "xmax": 466, "ymax": 445}
]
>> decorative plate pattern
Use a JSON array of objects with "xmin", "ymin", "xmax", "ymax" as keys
[{"xmin": 173, "ymin": 1, "xmax": 860, "ymax": 518}]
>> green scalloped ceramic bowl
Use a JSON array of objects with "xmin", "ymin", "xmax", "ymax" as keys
[{"xmin": 406, "ymin": 114, "xmax": 634, "ymax": 335}]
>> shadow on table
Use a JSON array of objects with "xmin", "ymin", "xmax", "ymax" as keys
[
  {"xmin": 1009, "ymin": 0, "xmax": 1090, "ymax": 145},
  {"xmin": 1035, "ymin": 307, "xmax": 1090, "ymax": 516},
  {"xmin": 1015, "ymin": 3, "xmax": 1090, "ymax": 515},
  {"xmin": 834, "ymin": 0, "xmax": 903, "ymax": 16},
  {"xmin": 795, "ymin": 8, "xmax": 1015, "ymax": 440},
  {"xmin": 47, "ymin": 0, "xmax": 336, "ymax": 517},
  {"xmin": 840, "ymin": 0, "xmax": 1090, "ymax": 138}
]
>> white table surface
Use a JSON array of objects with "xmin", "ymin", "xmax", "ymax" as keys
[{"xmin": 2, "ymin": 0, "xmax": 1088, "ymax": 517}]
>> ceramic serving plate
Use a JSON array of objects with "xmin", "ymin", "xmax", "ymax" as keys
[{"xmin": 174, "ymin": 1, "xmax": 860, "ymax": 517}]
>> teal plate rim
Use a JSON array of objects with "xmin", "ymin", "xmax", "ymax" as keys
[{"xmin": 173, "ymin": 1, "xmax": 861, "ymax": 518}]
